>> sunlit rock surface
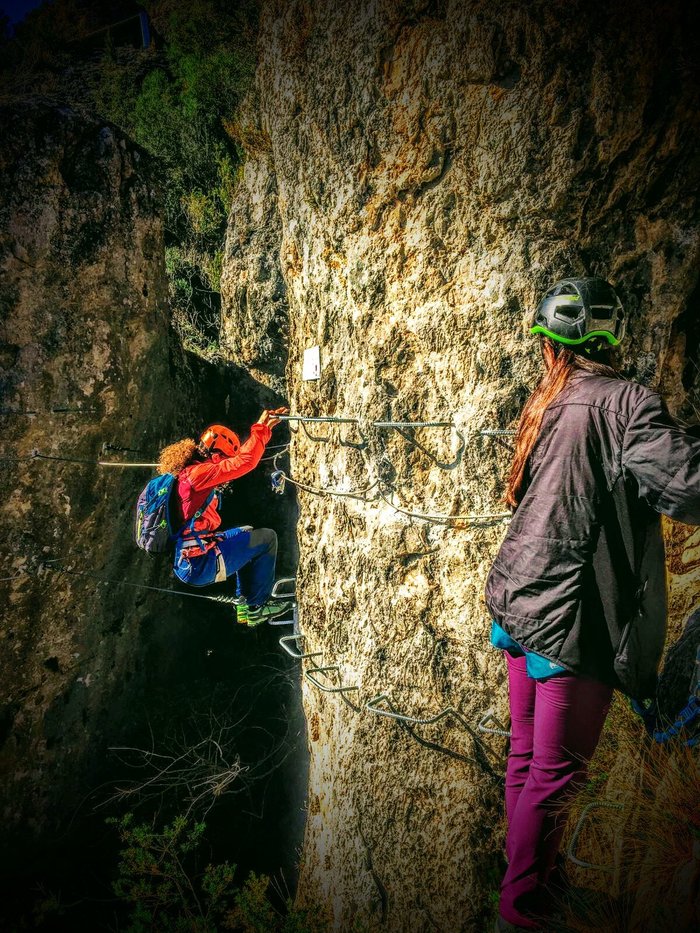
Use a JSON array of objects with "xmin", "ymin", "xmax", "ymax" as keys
[
  {"xmin": 223, "ymin": 1, "xmax": 700, "ymax": 928},
  {"xmin": 220, "ymin": 97, "xmax": 288, "ymax": 394}
]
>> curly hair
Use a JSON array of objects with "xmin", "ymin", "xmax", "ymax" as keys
[{"xmin": 158, "ymin": 438, "xmax": 198, "ymax": 475}]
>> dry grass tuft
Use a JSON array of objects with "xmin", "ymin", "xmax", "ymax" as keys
[{"xmin": 559, "ymin": 698, "xmax": 699, "ymax": 932}]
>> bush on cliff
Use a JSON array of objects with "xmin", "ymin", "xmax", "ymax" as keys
[
  {"xmin": 0, "ymin": 0, "xmax": 257, "ymax": 361},
  {"xmin": 110, "ymin": 812, "xmax": 330, "ymax": 933}
]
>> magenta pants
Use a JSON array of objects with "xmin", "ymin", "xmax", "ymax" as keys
[{"xmin": 500, "ymin": 651, "xmax": 613, "ymax": 928}]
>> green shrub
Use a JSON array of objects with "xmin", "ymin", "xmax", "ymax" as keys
[
  {"xmin": 110, "ymin": 813, "xmax": 331, "ymax": 933},
  {"xmin": 1, "ymin": 0, "xmax": 258, "ymax": 362}
]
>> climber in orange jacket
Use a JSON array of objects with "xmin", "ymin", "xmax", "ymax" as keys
[{"xmin": 158, "ymin": 408, "xmax": 290, "ymax": 625}]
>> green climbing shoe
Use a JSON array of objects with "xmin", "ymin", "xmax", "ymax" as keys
[{"xmin": 246, "ymin": 600, "xmax": 294, "ymax": 627}]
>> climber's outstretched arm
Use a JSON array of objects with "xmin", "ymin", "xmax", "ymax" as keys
[{"xmin": 186, "ymin": 408, "xmax": 288, "ymax": 492}]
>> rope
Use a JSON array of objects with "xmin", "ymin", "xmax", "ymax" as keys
[
  {"xmin": 2, "ymin": 442, "xmax": 290, "ymax": 467},
  {"xmin": 392, "ymin": 426, "xmax": 466, "ymax": 470},
  {"xmin": 261, "ymin": 444, "xmax": 290, "ymax": 462},
  {"xmin": 0, "ymin": 451, "xmax": 158, "ymax": 467},
  {"xmin": 271, "ymin": 469, "xmax": 509, "ymax": 526},
  {"xmin": 365, "ymin": 694, "xmax": 501, "ymax": 774},
  {"xmin": 0, "ymin": 407, "xmax": 98, "ymax": 416},
  {"xmin": 0, "ymin": 571, "xmax": 27, "ymax": 582},
  {"xmin": 40, "ymin": 560, "xmax": 239, "ymax": 605},
  {"xmin": 274, "ymin": 471, "xmax": 379, "ymax": 503},
  {"xmin": 377, "ymin": 420, "xmax": 455, "ymax": 429},
  {"xmin": 377, "ymin": 488, "xmax": 511, "ymax": 526},
  {"xmin": 277, "ymin": 413, "xmax": 515, "ymax": 436}
]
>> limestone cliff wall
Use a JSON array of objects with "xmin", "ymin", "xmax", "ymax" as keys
[
  {"xmin": 0, "ymin": 104, "xmax": 221, "ymax": 855},
  {"xmin": 222, "ymin": 1, "xmax": 700, "ymax": 929}
]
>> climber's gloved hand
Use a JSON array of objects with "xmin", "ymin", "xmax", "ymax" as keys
[{"xmin": 256, "ymin": 406, "xmax": 288, "ymax": 430}]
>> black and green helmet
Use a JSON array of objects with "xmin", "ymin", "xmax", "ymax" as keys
[{"xmin": 531, "ymin": 277, "xmax": 626, "ymax": 347}]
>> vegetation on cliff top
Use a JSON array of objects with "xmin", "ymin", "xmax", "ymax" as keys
[{"xmin": 0, "ymin": 0, "xmax": 258, "ymax": 359}]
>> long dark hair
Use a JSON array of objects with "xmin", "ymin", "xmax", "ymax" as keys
[{"xmin": 504, "ymin": 337, "xmax": 622, "ymax": 508}]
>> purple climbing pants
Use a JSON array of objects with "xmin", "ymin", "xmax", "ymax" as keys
[{"xmin": 499, "ymin": 651, "xmax": 613, "ymax": 929}]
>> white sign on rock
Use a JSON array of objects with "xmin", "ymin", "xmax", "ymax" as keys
[{"xmin": 302, "ymin": 346, "xmax": 321, "ymax": 381}]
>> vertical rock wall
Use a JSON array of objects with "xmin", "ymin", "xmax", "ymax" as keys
[
  {"xmin": 0, "ymin": 104, "xmax": 218, "ymax": 854},
  {"xmin": 222, "ymin": 1, "xmax": 700, "ymax": 928}
]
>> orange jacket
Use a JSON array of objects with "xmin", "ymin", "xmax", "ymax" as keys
[{"xmin": 174, "ymin": 422, "xmax": 271, "ymax": 547}]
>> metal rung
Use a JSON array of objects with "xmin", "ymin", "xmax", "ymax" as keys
[
  {"xmin": 366, "ymin": 693, "xmax": 470, "ymax": 728},
  {"xmin": 268, "ymin": 604, "xmax": 298, "ymax": 627},
  {"xmin": 271, "ymin": 577, "xmax": 296, "ymax": 599},
  {"xmin": 567, "ymin": 801, "xmax": 624, "ymax": 871},
  {"xmin": 365, "ymin": 693, "xmax": 489, "ymax": 766},
  {"xmin": 478, "ymin": 709, "xmax": 511, "ymax": 738},
  {"xmin": 279, "ymin": 633, "xmax": 322, "ymax": 660},
  {"xmin": 305, "ymin": 665, "xmax": 359, "ymax": 695}
]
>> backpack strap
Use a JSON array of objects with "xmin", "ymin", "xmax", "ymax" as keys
[{"xmin": 175, "ymin": 490, "xmax": 217, "ymax": 550}]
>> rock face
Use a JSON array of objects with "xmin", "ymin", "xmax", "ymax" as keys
[
  {"xmin": 221, "ymin": 135, "xmax": 288, "ymax": 395},
  {"xmin": 222, "ymin": 1, "xmax": 700, "ymax": 928},
  {"xmin": 0, "ymin": 104, "xmax": 217, "ymax": 856}
]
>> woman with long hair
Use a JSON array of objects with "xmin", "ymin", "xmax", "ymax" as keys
[
  {"xmin": 158, "ymin": 407, "xmax": 291, "ymax": 626},
  {"xmin": 485, "ymin": 278, "xmax": 700, "ymax": 931}
]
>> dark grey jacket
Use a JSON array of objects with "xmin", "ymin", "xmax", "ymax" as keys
[{"xmin": 484, "ymin": 370, "xmax": 700, "ymax": 700}]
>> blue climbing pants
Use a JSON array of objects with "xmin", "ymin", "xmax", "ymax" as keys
[{"xmin": 174, "ymin": 527, "xmax": 278, "ymax": 607}]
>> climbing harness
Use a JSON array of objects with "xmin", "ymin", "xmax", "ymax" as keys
[{"xmin": 5, "ymin": 406, "xmax": 518, "ymax": 773}]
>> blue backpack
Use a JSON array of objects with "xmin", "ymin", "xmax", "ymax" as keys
[
  {"xmin": 135, "ymin": 475, "xmax": 179, "ymax": 553},
  {"xmin": 135, "ymin": 475, "xmax": 216, "ymax": 554}
]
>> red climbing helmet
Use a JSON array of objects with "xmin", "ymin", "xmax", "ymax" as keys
[{"xmin": 199, "ymin": 424, "xmax": 240, "ymax": 458}]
